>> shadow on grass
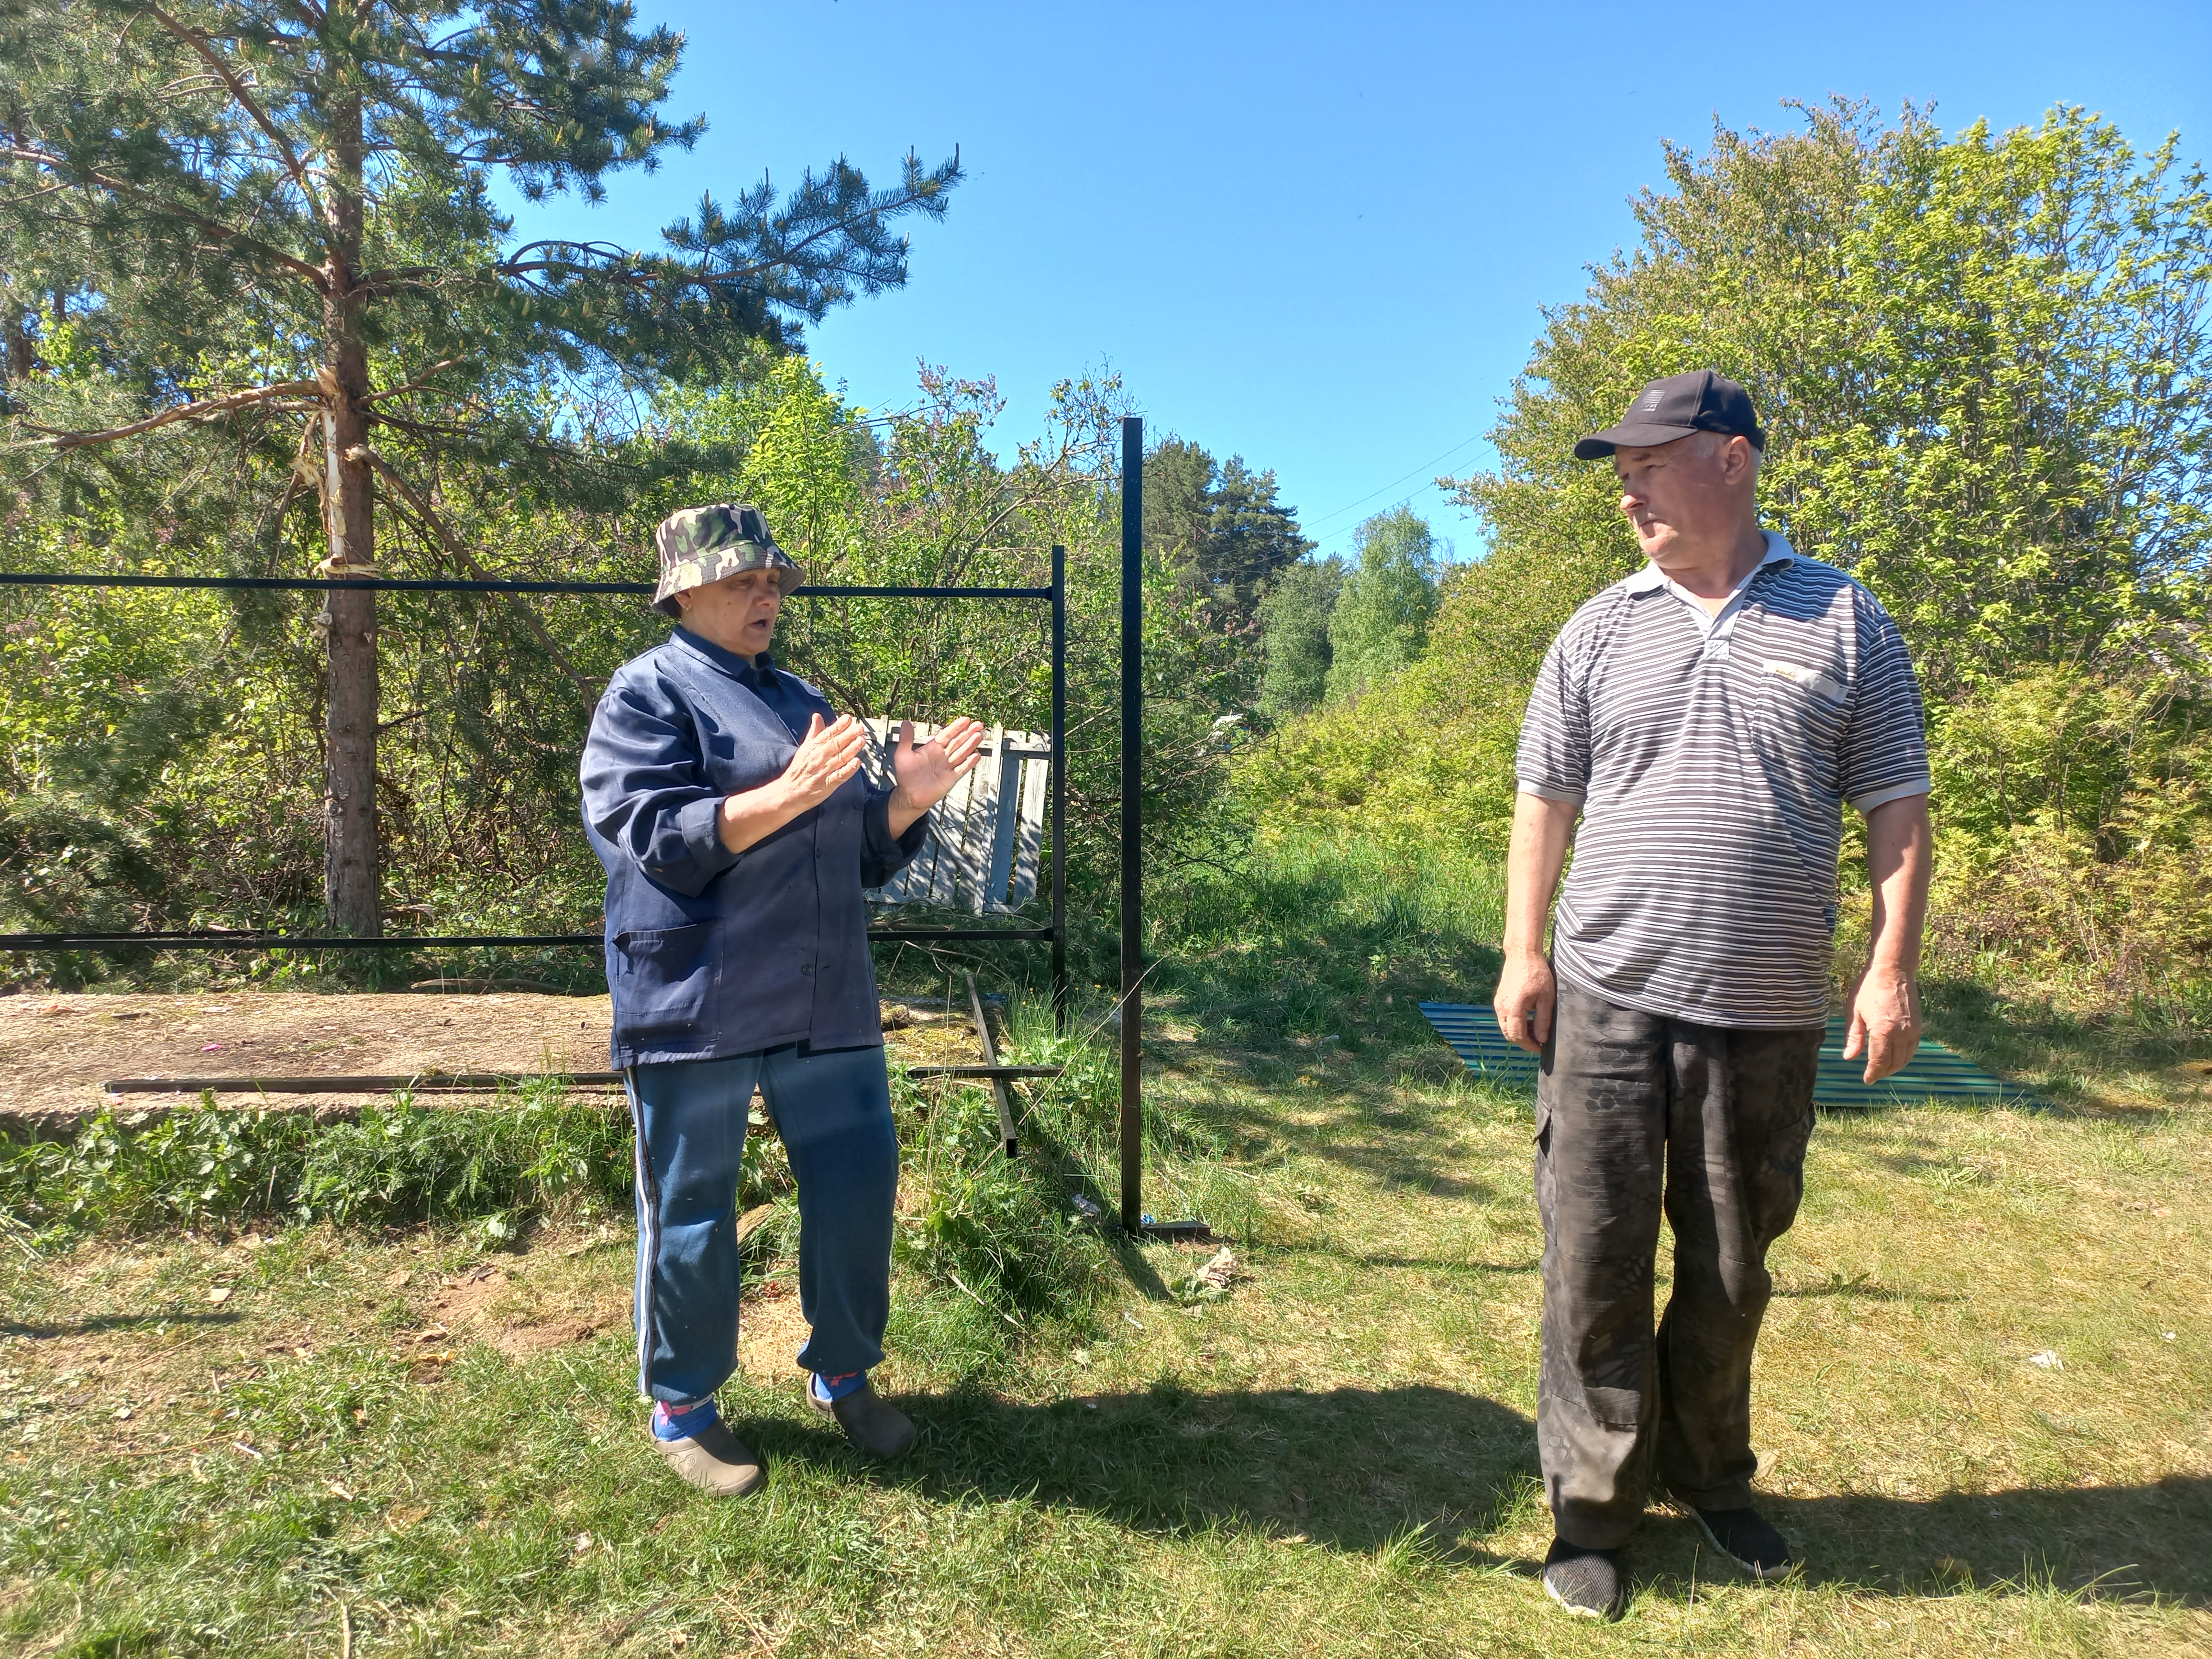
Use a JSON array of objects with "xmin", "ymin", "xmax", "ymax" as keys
[
  {"xmin": 893, "ymin": 1382, "xmax": 1535, "ymax": 1562},
  {"xmin": 2, "ymin": 1310, "xmax": 243, "ymax": 1337},
  {"xmin": 758, "ymin": 1382, "xmax": 2212, "ymax": 1606},
  {"xmin": 1921, "ymin": 977, "xmax": 2212, "ymax": 1115},
  {"xmin": 1150, "ymin": 1038, "xmax": 1514, "ymax": 1205},
  {"xmin": 1137, "ymin": 839, "xmax": 1517, "ymax": 1192},
  {"xmin": 1632, "ymin": 1477, "xmax": 2212, "ymax": 1609}
]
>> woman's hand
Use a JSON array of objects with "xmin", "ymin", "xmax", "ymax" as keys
[
  {"xmin": 779, "ymin": 713, "xmax": 869, "ymax": 811},
  {"xmin": 888, "ymin": 717, "xmax": 987, "ymax": 836},
  {"xmin": 715, "ymin": 713, "xmax": 867, "ymax": 854}
]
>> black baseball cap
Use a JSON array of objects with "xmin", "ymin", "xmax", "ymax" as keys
[{"xmin": 1574, "ymin": 370, "xmax": 1766, "ymax": 460}]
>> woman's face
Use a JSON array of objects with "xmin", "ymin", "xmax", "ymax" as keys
[{"xmin": 675, "ymin": 567, "xmax": 784, "ymax": 659}]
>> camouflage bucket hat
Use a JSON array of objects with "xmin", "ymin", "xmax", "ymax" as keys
[{"xmin": 650, "ymin": 503, "xmax": 807, "ymax": 617}]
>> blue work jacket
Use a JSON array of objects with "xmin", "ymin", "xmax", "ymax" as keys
[{"xmin": 579, "ymin": 627, "xmax": 928, "ymax": 1067}]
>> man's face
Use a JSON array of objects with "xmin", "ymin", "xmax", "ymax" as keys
[
  {"xmin": 1612, "ymin": 434, "xmax": 1743, "ymax": 566},
  {"xmin": 676, "ymin": 566, "xmax": 784, "ymax": 658}
]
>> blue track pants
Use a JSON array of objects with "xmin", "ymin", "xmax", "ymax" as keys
[{"xmin": 626, "ymin": 1042, "xmax": 899, "ymax": 1405}]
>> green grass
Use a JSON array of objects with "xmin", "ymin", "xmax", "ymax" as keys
[{"xmin": 2, "ymin": 835, "xmax": 2208, "ymax": 1657}]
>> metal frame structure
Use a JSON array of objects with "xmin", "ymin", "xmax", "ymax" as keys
[{"xmin": 0, "ymin": 559, "xmax": 1072, "ymax": 1023}]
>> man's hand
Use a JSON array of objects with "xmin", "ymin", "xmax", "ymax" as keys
[
  {"xmin": 888, "ymin": 717, "xmax": 987, "ymax": 837},
  {"xmin": 1844, "ymin": 964, "xmax": 1921, "ymax": 1083},
  {"xmin": 1494, "ymin": 953, "xmax": 1558, "ymax": 1055},
  {"xmin": 1496, "ymin": 791, "xmax": 1579, "ymax": 1055}
]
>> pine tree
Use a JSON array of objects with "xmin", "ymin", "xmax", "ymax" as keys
[
  {"xmin": 1142, "ymin": 436, "xmax": 1314, "ymax": 620},
  {"xmin": 0, "ymin": 0, "xmax": 958, "ymax": 933}
]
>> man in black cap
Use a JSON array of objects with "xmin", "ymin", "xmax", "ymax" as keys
[
  {"xmin": 581, "ymin": 503, "xmax": 988, "ymax": 1496},
  {"xmin": 1495, "ymin": 372, "xmax": 1933, "ymax": 1618}
]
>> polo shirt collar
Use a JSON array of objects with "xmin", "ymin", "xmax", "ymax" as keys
[
  {"xmin": 1629, "ymin": 531, "xmax": 1797, "ymax": 654},
  {"xmin": 1625, "ymin": 531, "xmax": 1795, "ymax": 596}
]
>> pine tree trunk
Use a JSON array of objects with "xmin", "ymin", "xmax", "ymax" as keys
[{"xmin": 319, "ymin": 77, "xmax": 379, "ymax": 937}]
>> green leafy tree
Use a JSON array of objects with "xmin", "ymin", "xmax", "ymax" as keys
[
  {"xmin": 1323, "ymin": 506, "xmax": 1441, "ymax": 702},
  {"xmin": 1243, "ymin": 100, "xmax": 2212, "ymax": 1003},
  {"xmin": 1795, "ymin": 113, "xmax": 2212, "ymax": 694},
  {"xmin": 0, "ymin": 0, "xmax": 958, "ymax": 934},
  {"xmin": 1256, "ymin": 553, "xmax": 1342, "ymax": 720}
]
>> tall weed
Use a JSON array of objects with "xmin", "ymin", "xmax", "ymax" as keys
[{"xmin": 0, "ymin": 1085, "xmax": 634, "ymax": 1241}]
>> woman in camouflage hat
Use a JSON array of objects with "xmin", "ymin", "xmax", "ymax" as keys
[{"xmin": 580, "ymin": 503, "xmax": 988, "ymax": 1496}]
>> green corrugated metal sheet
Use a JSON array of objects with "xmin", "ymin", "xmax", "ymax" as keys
[{"xmin": 1416, "ymin": 1001, "xmax": 2030, "ymax": 1109}]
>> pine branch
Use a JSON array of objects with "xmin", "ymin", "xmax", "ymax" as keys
[
  {"xmin": 140, "ymin": 2, "xmax": 325, "ymax": 225},
  {"xmin": 360, "ymin": 357, "xmax": 472, "ymax": 404},
  {"xmin": 359, "ymin": 447, "xmax": 596, "ymax": 699},
  {"xmin": 11, "ymin": 380, "xmax": 321, "ymax": 449},
  {"xmin": 2, "ymin": 144, "xmax": 329, "ymax": 288}
]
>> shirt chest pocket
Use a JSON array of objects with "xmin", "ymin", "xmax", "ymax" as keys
[
  {"xmin": 1748, "ymin": 657, "xmax": 1850, "ymax": 769},
  {"xmin": 695, "ymin": 713, "xmax": 793, "ymax": 795}
]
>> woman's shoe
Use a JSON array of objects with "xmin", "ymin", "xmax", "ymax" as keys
[
  {"xmin": 650, "ymin": 1416, "xmax": 766, "ymax": 1497},
  {"xmin": 809, "ymin": 1376, "xmax": 917, "ymax": 1459}
]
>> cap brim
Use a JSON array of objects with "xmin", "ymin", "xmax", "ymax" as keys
[{"xmin": 1573, "ymin": 420, "xmax": 1700, "ymax": 461}]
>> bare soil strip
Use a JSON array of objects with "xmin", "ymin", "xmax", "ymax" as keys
[{"xmin": 0, "ymin": 992, "xmax": 617, "ymax": 1135}]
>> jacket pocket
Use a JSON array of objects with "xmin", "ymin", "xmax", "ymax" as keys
[{"xmin": 611, "ymin": 922, "xmax": 716, "ymax": 1047}]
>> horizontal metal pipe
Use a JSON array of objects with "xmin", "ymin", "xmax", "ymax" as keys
[
  {"xmin": 0, "ymin": 933, "xmax": 601, "ymax": 951},
  {"xmin": 104, "ymin": 1073, "xmax": 624, "ymax": 1094},
  {"xmin": 903, "ymin": 1064, "xmax": 1067, "ymax": 1080},
  {"xmin": 2, "ymin": 924, "xmax": 1058, "ymax": 951},
  {"xmin": 864, "ymin": 927, "xmax": 1058, "ymax": 942},
  {"xmin": 0, "ymin": 573, "xmax": 1051, "ymax": 600}
]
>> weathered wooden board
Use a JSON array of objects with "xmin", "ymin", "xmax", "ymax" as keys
[{"xmin": 861, "ymin": 720, "xmax": 1051, "ymax": 915}]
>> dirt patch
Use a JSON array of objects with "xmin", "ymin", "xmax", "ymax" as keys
[
  {"xmin": 0, "ymin": 990, "xmax": 617, "ymax": 1136},
  {"xmin": 418, "ymin": 1257, "xmax": 628, "ymax": 1360},
  {"xmin": 737, "ymin": 1285, "xmax": 811, "ymax": 1383},
  {"xmin": 0, "ymin": 1224, "xmax": 648, "ymax": 1470},
  {"xmin": 0, "ymin": 992, "xmax": 991, "ymax": 1139}
]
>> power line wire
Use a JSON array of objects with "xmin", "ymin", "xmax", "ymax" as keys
[{"xmin": 1302, "ymin": 431, "xmax": 1486, "ymax": 534}]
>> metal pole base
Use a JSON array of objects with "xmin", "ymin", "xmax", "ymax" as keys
[{"xmin": 1127, "ymin": 1218, "xmax": 1212, "ymax": 1242}]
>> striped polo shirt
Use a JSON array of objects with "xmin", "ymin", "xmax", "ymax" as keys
[{"xmin": 1516, "ymin": 533, "xmax": 1930, "ymax": 1029}]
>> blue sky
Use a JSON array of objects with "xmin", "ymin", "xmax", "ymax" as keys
[{"xmin": 524, "ymin": 0, "xmax": 2211, "ymax": 563}]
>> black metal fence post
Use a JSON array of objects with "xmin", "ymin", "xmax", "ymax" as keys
[
  {"xmin": 1050, "ymin": 543, "xmax": 1068, "ymax": 1035},
  {"xmin": 1119, "ymin": 416, "xmax": 1144, "ymax": 1234}
]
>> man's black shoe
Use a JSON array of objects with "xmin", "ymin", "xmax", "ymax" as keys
[
  {"xmin": 1542, "ymin": 1537, "xmax": 1626, "ymax": 1620},
  {"xmin": 1685, "ymin": 1504, "xmax": 1794, "ymax": 1580}
]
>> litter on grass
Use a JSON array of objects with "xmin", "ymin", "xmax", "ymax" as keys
[{"xmin": 1172, "ymin": 1246, "xmax": 1242, "ymax": 1304}]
